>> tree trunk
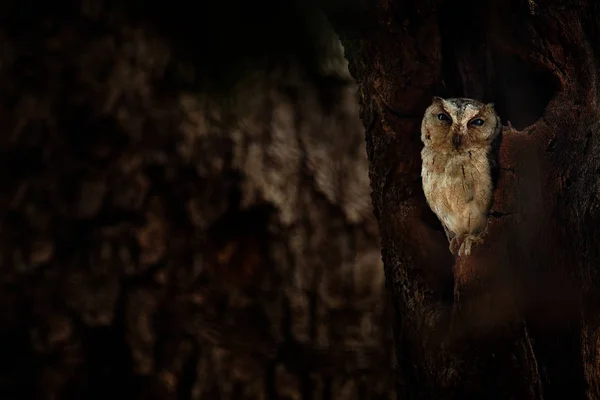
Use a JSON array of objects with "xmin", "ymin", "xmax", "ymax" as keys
[
  {"xmin": 332, "ymin": 0, "xmax": 600, "ymax": 398},
  {"xmin": 0, "ymin": 2, "xmax": 395, "ymax": 399}
]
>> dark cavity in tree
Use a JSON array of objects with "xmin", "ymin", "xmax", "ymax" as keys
[
  {"xmin": 491, "ymin": 51, "xmax": 559, "ymax": 130},
  {"xmin": 437, "ymin": 0, "xmax": 558, "ymax": 131}
]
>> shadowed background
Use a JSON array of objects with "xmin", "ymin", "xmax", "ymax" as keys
[{"xmin": 0, "ymin": 1, "xmax": 394, "ymax": 399}]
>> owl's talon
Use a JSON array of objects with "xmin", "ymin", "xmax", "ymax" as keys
[
  {"xmin": 449, "ymin": 236, "xmax": 462, "ymax": 255},
  {"xmin": 457, "ymin": 234, "xmax": 484, "ymax": 257},
  {"xmin": 449, "ymin": 242, "xmax": 457, "ymax": 255},
  {"xmin": 460, "ymin": 240, "xmax": 471, "ymax": 256}
]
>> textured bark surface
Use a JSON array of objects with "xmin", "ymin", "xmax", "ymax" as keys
[
  {"xmin": 0, "ymin": 2, "xmax": 394, "ymax": 399},
  {"xmin": 333, "ymin": 0, "xmax": 600, "ymax": 398}
]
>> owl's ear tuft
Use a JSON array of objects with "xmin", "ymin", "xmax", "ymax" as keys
[
  {"xmin": 432, "ymin": 96, "xmax": 444, "ymax": 103},
  {"xmin": 486, "ymin": 102, "xmax": 495, "ymax": 109}
]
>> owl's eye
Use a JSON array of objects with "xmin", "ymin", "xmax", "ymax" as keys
[
  {"xmin": 437, "ymin": 113, "xmax": 450, "ymax": 121},
  {"xmin": 470, "ymin": 118, "xmax": 484, "ymax": 126}
]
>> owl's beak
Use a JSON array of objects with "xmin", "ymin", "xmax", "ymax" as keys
[{"xmin": 452, "ymin": 133, "xmax": 462, "ymax": 149}]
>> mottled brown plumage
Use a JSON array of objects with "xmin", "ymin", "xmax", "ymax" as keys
[{"xmin": 421, "ymin": 97, "xmax": 501, "ymax": 256}]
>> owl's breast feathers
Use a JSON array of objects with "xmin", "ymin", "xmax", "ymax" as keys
[{"xmin": 421, "ymin": 147, "xmax": 492, "ymax": 235}]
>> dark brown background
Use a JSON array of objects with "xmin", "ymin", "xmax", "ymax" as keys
[{"xmin": 0, "ymin": 1, "xmax": 394, "ymax": 399}]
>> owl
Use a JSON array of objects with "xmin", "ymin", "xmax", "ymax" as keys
[{"xmin": 420, "ymin": 97, "xmax": 501, "ymax": 256}]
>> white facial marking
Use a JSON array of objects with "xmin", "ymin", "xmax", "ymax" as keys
[{"xmin": 460, "ymin": 105, "xmax": 480, "ymax": 126}]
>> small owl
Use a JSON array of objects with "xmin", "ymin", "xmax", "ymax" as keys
[{"xmin": 420, "ymin": 97, "xmax": 501, "ymax": 256}]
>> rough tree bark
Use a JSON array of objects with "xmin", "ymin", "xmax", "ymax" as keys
[
  {"xmin": 0, "ymin": 2, "xmax": 395, "ymax": 399},
  {"xmin": 329, "ymin": 0, "xmax": 600, "ymax": 398}
]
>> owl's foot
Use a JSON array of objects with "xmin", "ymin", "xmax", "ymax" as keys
[
  {"xmin": 458, "ymin": 234, "xmax": 484, "ymax": 257},
  {"xmin": 449, "ymin": 236, "xmax": 463, "ymax": 255}
]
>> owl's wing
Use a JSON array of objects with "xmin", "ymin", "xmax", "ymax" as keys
[
  {"xmin": 461, "ymin": 166, "xmax": 475, "ymax": 202},
  {"xmin": 466, "ymin": 157, "xmax": 492, "ymax": 208}
]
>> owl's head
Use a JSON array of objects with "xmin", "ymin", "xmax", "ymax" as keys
[{"xmin": 421, "ymin": 97, "xmax": 501, "ymax": 151}]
